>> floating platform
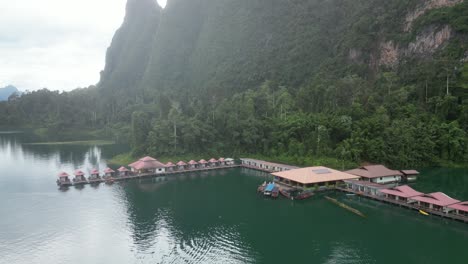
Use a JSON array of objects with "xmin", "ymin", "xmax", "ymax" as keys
[
  {"xmin": 57, "ymin": 165, "xmax": 241, "ymax": 187},
  {"xmin": 336, "ymin": 187, "xmax": 468, "ymax": 224}
]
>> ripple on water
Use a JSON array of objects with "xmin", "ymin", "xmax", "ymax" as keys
[{"xmin": 175, "ymin": 226, "xmax": 256, "ymax": 264}]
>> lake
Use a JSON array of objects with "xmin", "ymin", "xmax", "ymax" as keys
[{"xmin": 0, "ymin": 132, "xmax": 467, "ymax": 263}]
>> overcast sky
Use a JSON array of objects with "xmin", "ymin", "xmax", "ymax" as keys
[{"xmin": 0, "ymin": 0, "xmax": 166, "ymax": 92}]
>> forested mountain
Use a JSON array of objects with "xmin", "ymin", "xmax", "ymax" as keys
[
  {"xmin": 1, "ymin": 0, "xmax": 468, "ymax": 167},
  {"xmin": 0, "ymin": 85, "xmax": 18, "ymax": 101}
]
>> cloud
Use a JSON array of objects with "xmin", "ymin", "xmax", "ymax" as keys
[{"xmin": 0, "ymin": 0, "xmax": 129, "ymax": 91}]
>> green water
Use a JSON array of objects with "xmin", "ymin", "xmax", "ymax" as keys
[{"xmin": 0, "ymin": 132, "xmax": 467, "ymax": 263}]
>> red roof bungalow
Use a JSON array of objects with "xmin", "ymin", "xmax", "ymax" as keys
[
  {"xmin": 448, "ymin": 202, "xmax": 468, "ymax": 217},
  {"xmin": 208, "ymin": 158, "xmax": 218, "ymax": 167},
  {"xmin": 188, "ymin": 160, "xmax": 198, "ymax": 169},
  {"xmin": 198, "ymin": 159, "xmax": 208, "ymax": 168},
  {"xmin": 345, "ymin": 165, "xmax": 403, "ymax": 184},
  {"xmin": 57, "ymin": 172, "xmax": 71, "ymax": 186},
  {"xmin": 176, "ymin": 161, "xmax": 187, "ymax": 170},
  {"xmin": 73, "ymin": 170, "xmax": 87, "ymax": 184},
  {"xmin": 89, "ymin": 168, "xmax": 101, "ymax": 181},
  {"xmin": 104, "ymin": 168, "xmax": 115, "ymax": 177},
  {"xmin": 118, "ymin": 166, "xmax": 130, "ymax": 177},
  {"xmin": 166, "ymin": 162, "xmax": 175, "ymax": 172},
  {"xmin": 379, "ymin": 185, "xmax": 423, "ymax": 203},
  {"xmin": 409, "ymin": 192, "xmax": 460, "ymax": 213},
  {"xmin": 129, "ymin": 156, "xmax": 166, "ymax": 174}
]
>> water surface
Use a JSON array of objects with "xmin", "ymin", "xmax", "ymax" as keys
[{"xmin": 0, "ymin": 132, "xmax": 467, "ymax": 263}]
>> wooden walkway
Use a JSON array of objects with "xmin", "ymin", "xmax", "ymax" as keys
[{"xmin": 336, "ymin": 187, "xmax": 468, "ymax": 224}]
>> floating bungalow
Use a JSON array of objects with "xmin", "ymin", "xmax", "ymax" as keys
[
  {"xmin": 343, "ymin": 179, "xmax": 387, "ymax": 196},
  {"xmin": 88, "ymin": 168, "xmax": 101, "ymax": 183},
  {"xmin": 118, "ymin": 166, "xmax": 130, "ymax": 177},
  {"xmin": 103, "ymin": 167, "xmax": 115, "ymax": 178},
  {"xmin": 345, "ymin": 165, "xmax": 403, "ymax": 184},
  {"xmin": 177, "ymin": 161, "xmax": 187, "ymax": 170},
  {"xmin": 208, "ymin": 158, "xmax": 218, "ymax": 167},
  {"xmin": 409, "ymin": 192, "xmax": 460, "ymax": 213},
  {"xmin": 240, "ymin": 158, "xmax": 299, "ymax": 172},
  {"xmin": 448, "ymin": 202, "xmax": 468, "ymax": 217},
  {"xmin": 166, "ymin": 162, "xmax": 176, "ymax": 172},
  {"xmin": 57, "ymin": 172, "xmax": 72, "ymax": 186},
  {"xmin": 198, "ymin": 159, "xmax": 208, "ymax": 168},
  {"xmin": 73, "ymin": 170, "xmax": 87, "ymax": 184},
  {"xmin": 218, "ymin": 158, "xmax": 226, "ymax": 166},
  {"xmin": 225, "ymin": 158, "xmax": 235, "ymax": 165},
  {"xmin": 188, "ymin": 160, "xmax": 198, "ymax": 169},
  {"xmin": 379, "ymin": 185, "xmax": 423, "ymax": 203},
  {"xmin": 272, "ymin": 166, "xmax": 359, "ymax": 191},
  {"xmin": 129, "ymin": 156, "xmax": 166, "ymax": 174},
  {"xmin": 400, "ymin": 170, "xmax": 419, "ymax": 182}
]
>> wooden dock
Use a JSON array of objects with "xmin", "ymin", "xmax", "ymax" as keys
[{"xmin": 336, "ymin": 187, "xmax": 468, "ymax": 224}]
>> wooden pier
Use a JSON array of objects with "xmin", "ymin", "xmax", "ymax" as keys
[{"xmin": 336, "ymin": 187, "xmax": 468, "ymax": 224}]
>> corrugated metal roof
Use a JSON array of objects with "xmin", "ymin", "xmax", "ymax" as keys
[{"xmin": 272, "ymin": 166, "xmax": 359, "ymax": 184}]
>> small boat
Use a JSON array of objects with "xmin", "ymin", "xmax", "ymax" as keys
[
  {"xmin": 271, "ymin": 187, "xmax": 280, "ymax": 198},
  {"xmin": 419, "ymin": 210, "xmax": 429, "ymax": 216},
  {"xmin": 280, "ymin": 188, "xmax": 314, "ymax": 200},
  {"xmin": 257, "ymin": 181, "xmax": 267, "ymax": 193},
  {"xmin": 263, "ymin": 183, "xmax": 276, "ymax": 196}
]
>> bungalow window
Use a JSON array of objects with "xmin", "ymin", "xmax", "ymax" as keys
[{"xmin": 380, "ymin": 177, "xmax": 383, "ymax": 180}]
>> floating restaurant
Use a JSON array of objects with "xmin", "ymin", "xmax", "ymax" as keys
[
  {"xmin": 272, "ymin": 166, "xmax": 359, "ymax": 191},
  {"xmin": 129, "ymin": 156, "xmax": 166, "ymax": 174}
]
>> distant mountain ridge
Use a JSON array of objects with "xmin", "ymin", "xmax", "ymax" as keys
[{"xmin": 0, "ymin": 85, "xmax": 19, "ymax": 101}]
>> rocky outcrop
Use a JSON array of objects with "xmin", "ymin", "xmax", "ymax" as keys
[
  {"xmin": 404, "ymin": 0, "xmax": 463, "ymax": 31},
  {"xmin": 407, "ymin": 25, "xmax": 452, "ymax": 54},
  {"xmin": 378, "ymin": 25, "xmax": 452, "ymax": 67},
  {"xmin": 378, "ymin": 41, "xmax": 400, "ymax": 67}
]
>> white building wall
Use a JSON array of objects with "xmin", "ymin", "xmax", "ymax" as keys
[{"xmin": 371, "ymin": 175, "xmax": 401, "ymax": 184}]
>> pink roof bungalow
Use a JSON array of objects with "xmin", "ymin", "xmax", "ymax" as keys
[
  {"xmin": 176, "ymin": 161, "xmax": 187, "ymax": 170},
  {"xmin": 103, "ymin": 167, "xmax": 115, "ymax": 177},
  {"xmin": 129, "ymin": 156, "xmax": 166, "ymax": 174},
  {"xmin": 379, "ymin": 185, "xmax": 423, "ymax": 202},
  {"xmin": 89, "ymin": 168, "xmax": 101, "ymax": 181},
  {"xmin": 166, "ymin": 162, "xmax": 175, "ymax": 171},
  {"xmin": 218, "ymin": 158, "xmax": 226, "ymax": 165},
  {"xmin": 73, "ymin": 170, "xmax": 87, "ymax": 183},
  {"xmin": 448, "ymin": 201, "xmax": 468, "ymax": 217},
  {"xmin": 409, "ymin": 192, "xmax": 461, "ymax": 213},
  {"xmin": 118, "ymin": 166, "xmax": 130, "ymax": 176},
  {"xmin": 208, "ymin": 158, "xmax": 218, "ymax": 167},
  {"xmin": 188, "ymin": 160, "xmax": 198, "ymax": 169},
  {"xmin": 198, "ymin": 159, "xmax": 208, "ymax": 168},
  {"xmin": 57, "ymin": 172, "xmax": 71, "ymax": 186}
]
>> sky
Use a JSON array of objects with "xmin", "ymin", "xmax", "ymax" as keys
[{"xmin": 0, "ymin": 0, "xmax": 166, "ymax": 92}]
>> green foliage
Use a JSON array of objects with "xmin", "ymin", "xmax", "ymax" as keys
[{"xmin": 1, "ymin": 0, "xmax": 468, "ymax": 168}]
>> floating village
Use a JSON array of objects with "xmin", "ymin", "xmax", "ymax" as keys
[{"xmin": 56, "ymin": 157, "xmax": 468, "ymax": 224}]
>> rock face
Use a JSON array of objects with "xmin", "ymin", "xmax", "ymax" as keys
[
  {"xmin": 404, "ymin": 0, "xmax": 463, "ymax": 31},
  {"xmin": 407, "ymin": 25, "xmax": 452, "ymax": 55},
  {"xmin": 378, "ymin": 25, "xmax": 452, "ymax": 67},
  {"xmin": 99, "ymin": 0, "xmax": 162, "ymax": 92}
]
